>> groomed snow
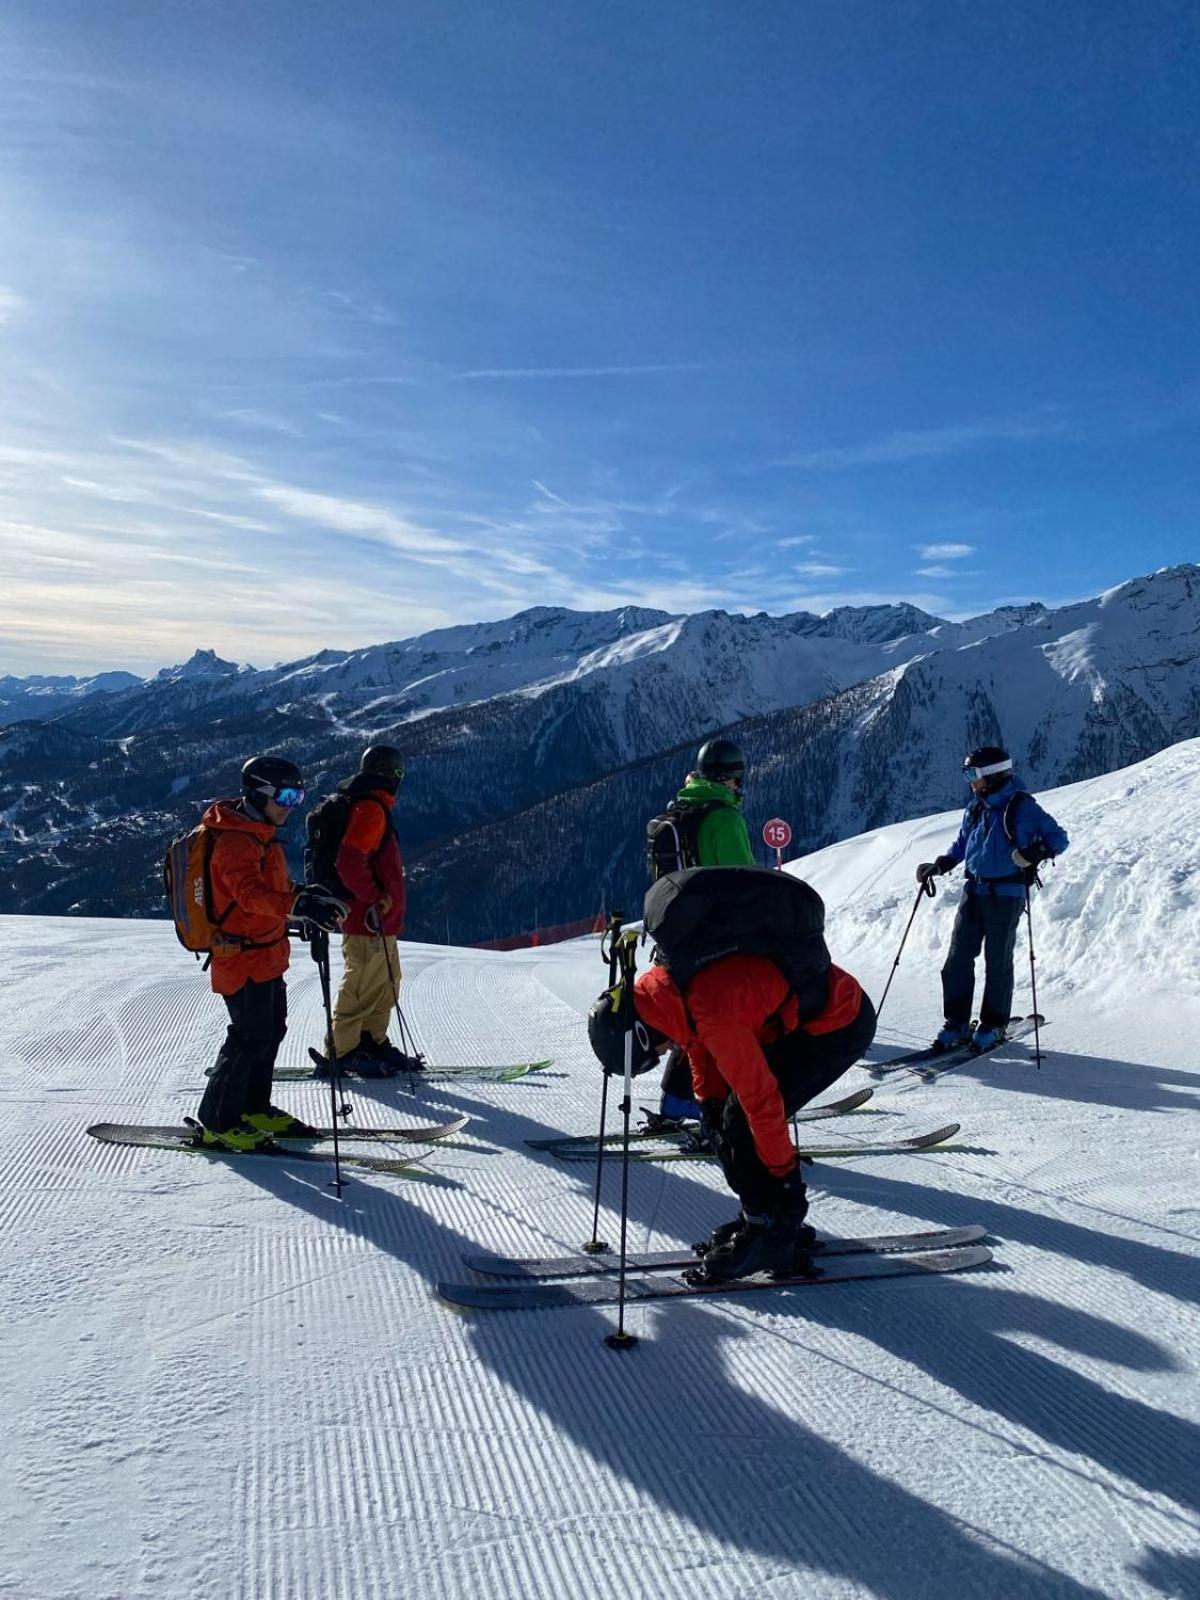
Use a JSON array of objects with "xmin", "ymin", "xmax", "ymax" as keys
[{"xmin": 1, "ymin": 742, "xmax": 1198, "ymax": 1598}]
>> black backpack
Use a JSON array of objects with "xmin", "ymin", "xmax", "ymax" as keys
[
  {"xmin": 304, "ymin": 785, "xmax": 389, "ymax": 900},
  {"xmin": 646, "ymin": 800, "xmax": 721, "ymax": 881},
  {"xmin": 643, "ymin": 866, "xmax": 831, "ymax": 1017},
  {"xmin": 968, "ymin": 790, "xmax": 1033, "ymax": 843}
]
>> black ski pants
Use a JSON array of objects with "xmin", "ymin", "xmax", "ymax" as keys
[
  {"xmin": 941, "ymin": 890, "xmax": 1025, "ymax": 1028},
  {"xmin": 197, "ymin": 976, "xmax": 288, "ymax": 1133},
  {"xmin": 712, "ymin": 994, "xmax": 878, "ymax": 1214}
]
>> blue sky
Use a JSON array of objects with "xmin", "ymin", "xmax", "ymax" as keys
[{"xmin": 1, "ymin": 0, "xmax": 1197, "ymax": 674}]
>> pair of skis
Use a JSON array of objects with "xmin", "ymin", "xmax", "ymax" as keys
[
  {"xmin": 437, "ymin": 1224, "xmax": 992, "ymax": 1310},
  {"xmin": 86, "ymin": 1114, "xmax": 468, "ymax": 1178},
  {"xmin": 867, "ymin": 1015, "xmax": 1046, "ymax": 1081}
]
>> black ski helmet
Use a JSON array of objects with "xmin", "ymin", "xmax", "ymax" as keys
[
  {"xmin": 963, "ymin": 745, "xmax": 1013, "ymax": 794},
  {"xmin": 241, "ymin": 754, "xmax": 305, "ymax": 808},
  {"xmin": 360, "ymin": 745, "xmax": 405, "ymax": 788},
  {"xmin": 696, "ymin": 737, "xmax": 745, "ymax": 785},
  {"xmin": 587, "ymin": 989, "xmax": 666, "ymax": 1077}
]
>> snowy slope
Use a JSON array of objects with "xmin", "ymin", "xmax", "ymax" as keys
[{"xmin": 0, "ymin": 745, "xmax": 1198, "ymax": 1598}]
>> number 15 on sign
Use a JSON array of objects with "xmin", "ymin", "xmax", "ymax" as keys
[{"xmin": 763, "ymin": 817, "xmax": 792, "ymax": 869}]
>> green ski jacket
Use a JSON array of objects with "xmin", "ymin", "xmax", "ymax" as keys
[{"xmin": 675, "ymin": 776, "xmax": 755, "ymax": 866}]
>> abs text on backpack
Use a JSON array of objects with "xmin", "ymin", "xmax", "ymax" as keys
[
  {"xmin": 643, "ymin": 866, "xmax": 831, "ymax": 1015},
  {"xmin": 163, "ymin": 825, "xmax": 242, "ymax": 957},
  {"xmin": 646, "ymin": 800, "xmax": 720, "ymax": 880}
]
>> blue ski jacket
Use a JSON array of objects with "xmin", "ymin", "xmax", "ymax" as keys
[{"xmin": 945, "ymin": 776, "xmax": 1069, "ymax": 897}]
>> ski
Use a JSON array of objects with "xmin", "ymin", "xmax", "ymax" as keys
[
  {"xmin": 86, "ymin": 1121, "xmax": 434, "ymax": 1177},
  {"xmin": 524, "ymin": 1085, "xmax": 875, "ymax": 1153},
  {"xmin": 268, "ymin": 1054, "xmax": 552, "ymax": 1084},
  {"xmin": 548, "ymin": 1121, "xmax": 962, "ymax": 1164},
  {"xmin": 90, "ymin": 1115, "xmax": 467, "ymax": 1146},
  {"xmin": 913, "ymin": 1015, "xmax": 1045, "ymax": 1081},
  {"xmin": 462, "ymin": 1223, "xmax": 987, "ymax": 1281},
  {"xmin": 866, "ymin": 1015, "xmax": 1044, "ymax": 1079},
  {"xmin": 438, "ymin": 1243, "xmax": 993, "ymax": 1311}
]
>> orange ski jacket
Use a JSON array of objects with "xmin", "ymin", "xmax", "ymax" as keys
[
  {"xmin": 634, "ymin": 954, "xmax": 863, "ymax": 1175},
  {"xmin": 202, "ymin": 801, "xmax": 296, "ymax": 995}
]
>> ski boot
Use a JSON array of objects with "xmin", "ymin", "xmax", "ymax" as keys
[
  {"xmin": 638, "ymin": 1109, "xmax": 691, "ymax": 1136},
  {"xmin": 311, "ymin": 1041, "xmax": 394, "ymax": 1079},
  {"xmin": 363, "ymin": 1034, "xmax": 426, "ymax": 1075},
  {"xmin": 692, "ymin": 1215, "xmax": 746, "ymax": 1257},
  {"xmin": 969, "ymin": 1021, "xmax": 1007, "ymax": 1053},
  {"xmin": 192, "ymin": 1119, "xmax": 280, "ymax": 1154},
  {"xmin": 244, "ymin": 1107, "xmax": 322, "ymax": 1138},
  {"xmin": 691, "ymin": 1168, "xmax": 814, "ymax": 1282},
  {"xmin": 692, "ymin": 1212, "xmax": 817, "ymax": 1283},
  {"xmin": 932, "ymin": 1020, "xmax": 972, "ymax": 1053}
]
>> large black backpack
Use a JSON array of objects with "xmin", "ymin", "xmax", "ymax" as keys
[
  {"xmin": 645, "ymin": 800, "xmax": 721, "ymax": 881},
  {"xmin": 304, "ymin": 785, "xmax": 389, "ymax": 900},
  {"xmin": 643, "ymin": 866, "xmax": 831, "ymax": 1017}
]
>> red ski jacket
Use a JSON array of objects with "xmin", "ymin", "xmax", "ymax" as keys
[
  {"xmin": 633, "ymin": 954, "xmax": 863, "ymax": 1176},
  {"xmin": 202, "ymin": 801, "xmax": 296, "ymax": 996},
  {"xmin": 336, "ymin": 787, "xmax": 406, "ymax": 936}
]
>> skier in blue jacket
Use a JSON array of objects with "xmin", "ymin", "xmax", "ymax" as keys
[{"xmin": 916, "ymin": 745, "xmax": 1069, "ymax": 1052}]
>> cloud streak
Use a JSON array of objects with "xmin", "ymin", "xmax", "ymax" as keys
[{"xmin": 773, "ymin": 416, "xmax": 1068, "ymax": 471}]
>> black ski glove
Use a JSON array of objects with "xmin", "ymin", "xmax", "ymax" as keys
[
  {"xmin": 1012, "ymin": 840, "xmax": 1050, "ymax": 870},
  {"xmin": 293, "ymin": 885, "xmax": 350, "ymax": 932},
  {"xmin": 916, "ymin": 854, "xmax": 956, "ymax": 884}
]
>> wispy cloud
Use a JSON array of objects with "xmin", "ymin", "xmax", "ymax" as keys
[
  {"xmin": 0, "ymin": 286, "xmax": 28, "ymax": 324},
  {"xmin": 212, "ymin": 408, "xmax": 304, "ymax": 438},
  {"xmin": 777, "ymin": 535, "xmax": 815, "ymax": 548},
  {"xmin": 917, "ymin": 542, "xmax": 974, "ymax": 560},
  {"xmin": 773, "ymin": 416, "xmax": 1067, "ymax": 472},
  {"xmin": 453, "ymin": 363, "xmax": 712, "ymax": 381},
  {"xmin": 794, "ymin": 561, "xmax": 849, "ymax": 579}
]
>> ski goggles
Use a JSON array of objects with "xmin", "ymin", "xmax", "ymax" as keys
[
  {"xmin": 963, "ymin": 759, "xmax": 1012, "ymax": 783},
  {"xmin": 272, "ymin": 785, "xmax": 306, "ymax": 808}
]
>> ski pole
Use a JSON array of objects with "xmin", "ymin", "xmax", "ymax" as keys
[
  {"xmin": 584, "ymin": 912, "xmax": 623, "ymax": 1254},
  {"xmin": 875, "ymin": 874, "xmax": 937, "ymax": 1024},
  {"xmin": 311, "ymin": 928, "xmax": 346, "ymax": 1196},
  {"xmin": 376, "ymin": 922, "xmax": 424, "ymax": 1095},
  {"xmin": 605, "ymin": 931, "xmax": 639, "ymax": 1353},
  {"xmin": 1024, "ymin": 883, "xmax": 1043, "ymax": 1070}
]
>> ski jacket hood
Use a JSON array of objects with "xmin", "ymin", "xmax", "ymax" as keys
[
  {"xmin": 200, "ymin": 800, "xmax": 295, "ymax": 994},
  {"xmin": 945, "ymin": 775, "xmax": 1070, "ymax": 896},
  {"xmin": 674, "ymin": 776, "xmax": 755, "ymax": 866}
]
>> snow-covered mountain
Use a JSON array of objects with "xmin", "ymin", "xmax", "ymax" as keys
[
  {"xmin": 0, "ymin": 668, "xmax": 141, "ymax": 724},
  {"xmin": 409, "ymin": 565, "xmax": 1200, "ymax": 938},
  {"xmin": 1, "ymin": 565, "xmax": 1199, "ymax": 936},
  {"xmin": 2, "ymin": 741, "xmax": 1197, "ymax": 1600}
]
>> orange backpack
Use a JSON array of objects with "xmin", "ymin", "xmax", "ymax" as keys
[{"xmin": 165, "ymin": 819, "xmax": 282, "ymax": 961}]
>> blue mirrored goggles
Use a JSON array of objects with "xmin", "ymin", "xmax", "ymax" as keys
[{"xmin": 272, "ymin": 785, "xmax": 306, "ymax": 808}]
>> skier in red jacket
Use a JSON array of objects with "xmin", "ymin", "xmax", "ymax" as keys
[
  {"xmin": 590, "ymin": 952, "xmax": 876, "ymax": 1281},
  {"xmin": 325, "ymin": 745, "xmax": 417, "ymax": 1075}
]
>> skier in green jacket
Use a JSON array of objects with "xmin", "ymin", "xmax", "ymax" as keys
[{"xmin": 648, "ymin": 737, "xmax": 755, "ymax": 1126}]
